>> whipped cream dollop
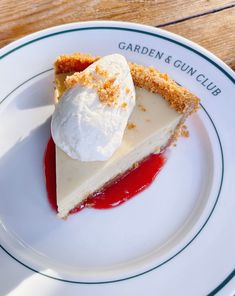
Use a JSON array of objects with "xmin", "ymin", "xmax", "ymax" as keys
[{"xmin": 51, "ymin": 54, "xmax": 135, "ymax": 161}]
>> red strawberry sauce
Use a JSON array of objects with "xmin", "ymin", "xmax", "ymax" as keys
[{"xmin": 44, "ymin": 137, "xmax": 165, "ymax": 215}]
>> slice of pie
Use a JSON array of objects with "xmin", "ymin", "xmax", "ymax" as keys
[{"xmin": 53, "ymin": 53, "xmax": 199, "ymax": 218}]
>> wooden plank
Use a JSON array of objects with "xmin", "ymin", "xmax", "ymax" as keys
[
  {"xmin": 0, "ymin": 0, "xmax": 234, "ymax": 68},
  {"xmin": 0, "ymin": 0, "xmax": 233, "ymax": 47},
  {"xmin": 163, "ymin": 7, "xmax": 235, "ymax": 70}
]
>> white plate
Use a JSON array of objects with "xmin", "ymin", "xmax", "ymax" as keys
[{"xmin": 0, "ymin": 21, "xmax": 234, "ymax": 296}]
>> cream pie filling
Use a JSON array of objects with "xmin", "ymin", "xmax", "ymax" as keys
[
  {"xmin": 52, "ymin": 52, "xmax": 200, "ymax": 218},
  {"xmin": 56, "ymin": 87, "xmax": 181, "ymax": 218}
]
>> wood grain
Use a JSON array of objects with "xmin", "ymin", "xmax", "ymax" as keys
[
  {"xmin": 164, "ymin": 7, "xmax": 235, "ymax": 70},
  {"xmin": 0, "ymin": 0, "xmax": 234, "ymax": 69}
]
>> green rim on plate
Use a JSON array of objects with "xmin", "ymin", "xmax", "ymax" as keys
[{"xmin": 0, "ymin": 26, "xmax": 234, "ymax": 295}]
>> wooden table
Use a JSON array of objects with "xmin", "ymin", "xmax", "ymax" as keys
[{"xmin": 0, "ymin": 0, "xmax": 234, "ymax": 70}]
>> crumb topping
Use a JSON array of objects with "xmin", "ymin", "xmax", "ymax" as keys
[
  {"xmin": 127, "ymin": 122, "xmax": 136, "ymax": 129},
  {"xmin": 154, "ymin": 147, "xmax": 161, "ymax": 154},
  {"xmin": 95, "ymin": 65, "xmax": 108, "ymax": 78},
  {"xmin": 121, "ymin": 102, "xmax": 128, "ymax": 108},
  {"xmin": 129, "ymin": 63, "xmax": 200, "ymax": 115},
  {"xmin": 98, "ymin": 77, "xmax": 120, "ymax": 106},
  {"xmin": 133, "ymin": 162, "xmax": 139, "ymax": 169},
  {"xmin": 138, "ymin": 104, "xmax": 147, "ymax": 112},
  {"xmin": 181, "ymin": 124, "xmax": 190, "ymax": 138},
  {"xmin": 54, "ymin": 52, "xmax": 99, "ymax": 74},
  {"xmin": 54, "ymin": 52, "xmax": 200, "ymax": 115},
  {"xmin": 65, "ymin": 66, "xmax": 120, "ymax": 107},
  {"xmin": 167, "ymin": 120, "xmax": 187, "ymax": 148},
  {"xmin": 126, "ymin": 87, "xmax": 130, "ymax": 94}
]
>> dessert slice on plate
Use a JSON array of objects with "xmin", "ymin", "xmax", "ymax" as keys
[{"xmin": 50, "ymin": 53, "xmax": 199, "ymax": 218}]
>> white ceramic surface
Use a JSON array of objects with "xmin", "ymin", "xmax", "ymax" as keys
[{"xmin": 0, "ymin": 21, "xmax": 234, "ymax": 296}]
